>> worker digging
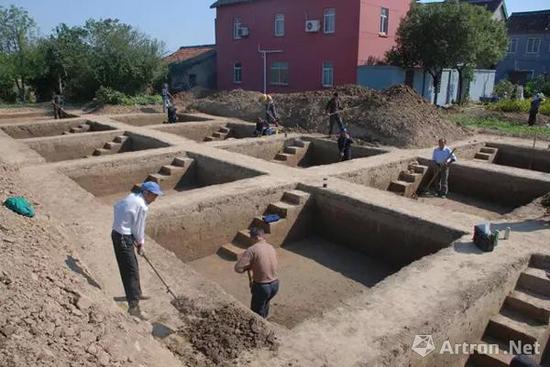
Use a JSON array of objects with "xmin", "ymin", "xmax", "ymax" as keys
[
  {"xmin": 111, "ymin": 180, "xmax": 164, "ymax": 320},
  {"xmin": 234, "ymin": 227, "xmax": 279, "ymax": 319},
  {"xmin": 325, "ymin": 92, "xmax": 345, "ymax": 138},
  {"xmin": 430, "ymin": 138, "xmax": 457, "ymax": 199},
  {"xmin": 337, "ymin": 128, "xmax": 354, "ymax": 161}
]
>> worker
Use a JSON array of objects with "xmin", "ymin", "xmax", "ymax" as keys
[
  {"xmin": 52, "ymin": 92, "xmax": 64, "ymax": 119},
  {"xmin": 528, "ymin": 93, "xmax": 544, "ymax": 126},
  {"xmin": 254, "ymin": 117, "xmax": 274, "ymax": 136},
  {"xmin": 161, "ymin": 83, "xmax": 173, "ymax": 113},
  {"xmin": 167, "ymin": 104, "xmax": 178, "ymax": 124},
  {"xmin": 510, "ymin": 355, "xmax": 540, "ymax": 367},
  {"xmin": 337, "ymin": 128, "xmax": 354, "ymax": 161},
  {"xmin": 431, "ymin": 138, "xmax": 457, "ymax": 199},
  {"xmin": 234, "ymin": 227, "xmax": 279, "ymax": 318},
  {"xmin": 111, "ymin": 181, "xmax": 163, "ymax": 320},
  {"xmin": 325, "ymin": 92, "xmax": 344, "ymax": 137},
  {"xmin": 265, "ymin": 95, "xmax": 279, "ymax": 127}
]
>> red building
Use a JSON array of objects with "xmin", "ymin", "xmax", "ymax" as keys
[{"xmin": 211, "ymin": 0, "xmax": 411, "ymax": 93}]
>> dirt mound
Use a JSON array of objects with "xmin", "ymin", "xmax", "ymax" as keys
[
  {"xmin": 191, "ymin": 85, "xmax": 468, "ymax": 148},
  {"xmin": 171, "ymin": 296, "xmax": 278, "ymax": 365}
]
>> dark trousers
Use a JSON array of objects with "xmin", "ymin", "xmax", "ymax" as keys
[
  {"xmin": 341, "ymin": 148, "xmax": 352, "ymax": 161},
  {"xmin": 436, "ymin": 165, "xmax": 450, "ymax": 195},
  {"xmin": 111, "ymin": 230, "xmax": 141, "ymax": 307},
  {"xmin": 528, "ymin": 110, "xmax": 538, "ymax": 126},
  {"xmin": 329, "ymin": 115, "xmax": 344, "ymax": 135},
  {"xmin": 251, "ymin": 280, "xmax": 279, "ymax": 318}
]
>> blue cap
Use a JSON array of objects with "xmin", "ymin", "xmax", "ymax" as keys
[{"xmin": 141, "ymin": 181, "xmax": 164, "ymax": 196}]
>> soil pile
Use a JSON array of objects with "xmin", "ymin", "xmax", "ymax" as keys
[
  {"xmin": 171, "ymin": 296, "xmax": 278, "ymax": 365},
  {"xmin": 191, "ymin": 85, "xmax": 468, "ymax": 148}
]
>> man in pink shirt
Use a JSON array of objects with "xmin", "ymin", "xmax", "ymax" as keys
[{"xmin": 234, "ymin": 227, "xmax": 279, "ymax": 318}]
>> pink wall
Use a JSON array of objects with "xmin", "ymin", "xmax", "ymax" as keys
[
  {"xmin": 215, "ymin": 0, "xmax": 361, "ymax": 93},
  {"xmin": 357, "ymin": 0, "xmax": 411, "ymax": 65}
]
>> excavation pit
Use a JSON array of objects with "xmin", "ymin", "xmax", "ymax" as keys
[
  {"xmin": 152, "ymin": 120, "xmax": 256, "ymax": 142},
  {"xmin": 337, "ymin": 157, "xmax": 550, "ymax": 219},
  {"xmin": 63, "ymin": 152, "xmax": 265, "ymax": 204},
  {"xmin": 1, "ymin": 119, "xmax": 115, "ymax": 139},
  {"xmin": 220, "ymin": 136, "xmax": 388, "ymax": 168},
  {"xmin": 25, "ymin": 131, "xmax": 170, "ymax": 163},
  {"xmin": 112, "ymin": 112, "xmax": 212, "ymax": 127},
  {"xmin": 471, "ymin": 143, "xmax": 550, "ymax": 174},
  {"xmin": 147, "ymin": 187, "xmax": 463, "ymax": 328}
]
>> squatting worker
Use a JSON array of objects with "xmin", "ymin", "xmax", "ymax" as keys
[
  {"xmin": 112, "ymin": 181, "xmax": 163, "ymax": 320},
  {"xmin": 338, "ymin": 128, "xmax": 354, "ymax": 161},
  {"xmin": 432, "ymin": 138, "xmax": 457, "ymax": 199},
  {"xmin": 234, "ymin": 227, "xmax": 279, "ymax": 318},
  {"xmin": 325, "ymin": 92, "xmax": 344, "ymax": 137}
]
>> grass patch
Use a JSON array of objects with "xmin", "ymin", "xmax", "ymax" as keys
[{"xmin": 452, "ymin": 114, "xmax": 550, "ymax": 140}]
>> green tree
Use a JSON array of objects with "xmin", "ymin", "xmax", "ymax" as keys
[{"xmin": 0, "ymin": 5, "xmax": 39, "ymax": 101}]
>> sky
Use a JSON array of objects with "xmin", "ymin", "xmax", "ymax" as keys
[{"xmin": 1, "ymin": 0, "xmax": 548, "ymax": 55}]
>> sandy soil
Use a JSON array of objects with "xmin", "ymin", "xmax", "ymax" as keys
[
  {"xmin": 190, "ymin": 236, "xmax": 396, "ymax": 329},
  {"xmin": 417, "ymin": 192, "xmax": 514, "ymax": 220}
]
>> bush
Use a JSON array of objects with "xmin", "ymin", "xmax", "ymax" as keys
[
  {"xmin": 525, "ymin": 76, "xmax": 550, "ymax": 98},
  {"xmin": 494, "ymin": 80, "xmax": 515, "ymax": 99},
  {"xmin": 95, "ymin": 86, "xmax": 162, "ymax": 105},
  {"xmin": 487, "ymin": 99, "xmax": 530, "ymax": 113},
  {"xmin": 541, "ymin": 101, "xmax": 550, "ymax": 116}
]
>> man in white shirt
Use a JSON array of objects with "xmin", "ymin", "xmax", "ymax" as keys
[
  {"xmin": 112, "ymin": 181, "xmax": 163, "ymax": 319},
  {"xmin": 432, "ymin": 138, "xmax": 457, "ymax": 198}
]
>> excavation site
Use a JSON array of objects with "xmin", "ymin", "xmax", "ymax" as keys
[{"xmin": 1, "ymin": 109, "xmax": 549, "ymax": 367}]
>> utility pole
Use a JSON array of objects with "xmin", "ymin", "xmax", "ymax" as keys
[{"xmin": 258, "ymin": 45, "xmax": 282, "ymax": 94}]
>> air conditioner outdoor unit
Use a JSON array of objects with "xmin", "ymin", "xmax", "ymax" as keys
[
  {"xmin": 238, "ymin": 26, "xmax": 250, "ymax": 37},
  {"xmin": 305, "ymin": 20, "xmax": 321, "ymax": 32}
]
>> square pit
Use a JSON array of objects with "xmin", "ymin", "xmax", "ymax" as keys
[
  {"xmin": 147, "ymin": 186, "xmax": 463, "ymax": 328},
  {"xmin": 479, "ymin": 143, "xmax": 550, "ymax": 174},
  {"xmin": 221, "ymin": 136, "xmax": 388, "ymax": 168},
  {"xmin": 25, "ymin": 131, "xmax": 170, "ymax": 163},
  {"xmin": 1, "ymin": 119, "xmax": 115, "ymax": 139},
  {"xmin": 112, "ymin": 112, "xmax": 212, "ymax": 127}
]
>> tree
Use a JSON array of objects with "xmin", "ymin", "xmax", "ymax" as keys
[
  {"xmin": 387, "ymin": 2, "xmax": 507, "ymax": 106},
  {"xmin": 0, "ymin": 5, "xmax": 39, "ymax": 101}
]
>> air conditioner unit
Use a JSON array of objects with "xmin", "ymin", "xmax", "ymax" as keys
[
  {"xmin": 305, "ymin": 20, "xmax": 321, "ymax": 33},
  {"xmin": 238, "ymin": 26, "xmax": 250, "ymax": 37}
]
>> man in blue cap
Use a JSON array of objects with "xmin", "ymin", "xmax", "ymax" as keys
[{"xmin": 112, "ymin": 181, "xmax": 163, "ymax": 320}]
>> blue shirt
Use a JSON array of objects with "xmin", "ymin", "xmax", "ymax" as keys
[{"xmin": 432, "ymin": 146, "xmax": 457, "ymax": 164}]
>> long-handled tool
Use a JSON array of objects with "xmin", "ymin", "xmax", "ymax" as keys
[
  {"xmin": 328, "ymin": 104, "xmax": 362, "ymax": 116},
  {"xmin": 142, "ymin": 253, "xmax": 178, "ymax": 300},
  {"xmin": 528, "ymin": 130, "xmax": 538, "ymax": 170},
  {"xmin": 419, "ymin": 148, "xmax": 457, "ymax": 196}
]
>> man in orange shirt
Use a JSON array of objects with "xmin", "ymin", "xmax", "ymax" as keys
[{"xmin": 234, "ymin": 227, "xmax": 279, "ymax": 318}]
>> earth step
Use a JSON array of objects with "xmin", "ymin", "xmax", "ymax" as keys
[
  {"xmin": 145, "ymin": 173, "xmax": 165, "ymax": 183},
  {"xmin": 62, "ymin": 131, "xmax": 70, "ymax": 135},
  {"xmin": 267, "ymin": 201, "xmax": 295, "ymax": 218},
  {"xmin": 517, "ymin": 267, "xmax": 550, "ymax": 297},
  {"xmin": 389, "ymin": 180, "xmax": 411, "ymax": 193},
  {"xmin": 218, "ymin": 127, "xmax": 230, "ymax": 133},
  {"xmin": 282, "ymin": 190, "xmax": 310, "ymax": 205},
  {"xmin": 113, "ymin": 135, "xmax": 128, "ymax": 143},
  {"xmin": 104, "ymin": 142, "xmax": 121, "ymax": 150},
  {"xmin": 475, "ymin": 152, "xmax": 491, "ymax": 160},
  {"xmin": 481, "ymin": 147, "xmax": 498, "ymax": 154},
  {"xmin": 69, "ymin": 127, "xmax": 82, "ymax": 133},
  {"xmin": 217, "ymin": 242, "xmax": 245, "ymax": 261},
  {"xmin": 204, "ymin": 136, "xmax": 214, "ymax": 142},
  {"xmin": 251, "ymin": 216, "xmax": 272, "ymax": 233},
  {"xmin": 234, "ymin": 230, "xmax": 257, "ymax": 248},
  {"xmin": 408, "ymin": 163, "xmax": 428, "ymax": 174},
  {"xmin": 160, "ymin": 165, "xmax": 184, "ymax": 175},
  {"xmin": 399, "ymin": 171, "xmax": 421, "ymax": 183},
  {"xmin": 469, "ymin": 336, "xmax": 514, "ymax": 367},
  {"xmin": 79, "ymin": 124, "xmax": 91, "ymax": 131},
  {"xmin": 92, "ymin": 148, "xmax": 109, "ymax": 156},
  {"xmin": 485, "ymin": 310, "xmax": 541, "ymax": 346},
  {"xmin": 505, "ymin": 290, "xmax": 550, "ymax": 324},
  {"xmin": 284, "ymin": 146, "xmax": 301, "ymax": 154},
  {"xmin": 275, "ymin": 153, "xmax": 291, "ymax": 161},
  {"xmin": 212, "ymin": 132, "xmax": 228, "ymax": 139},
  {"xmin": 172, "ymin": 157, "xmax": 191, "ymax": 167},
  {"xmin": 293, "ymin": 139, "xmax": 306, "ymax": 148}
]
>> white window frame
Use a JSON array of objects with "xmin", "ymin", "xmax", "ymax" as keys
[
  {"xmin": 233, "ymin": 18, "xmax": 242, "ymax": 40},
  {"xmin": 507, "ymin": 38, "xmax": 518, "ymax": 53},
  {"xmin": 233, "ymin": 62, "xmax": 242, "ymax": 83},
  {"xmin": 274, "ymin": 14, "xmax": 285, "ymax": 37},
  {"xmin": 324, "ymin": 8, "xmax": 335, "ymax": 34},
  {"xmin": 379, "ymin": 7, "xmax": 389, "ymax": 35},
  {"xmin": 270, "ymin": 62, "xmax": 289, "ymax": 86},
  {"xmin": 322, "ymin": 62, "xmax": 334, "ymax": 87},
  {"xmin": 526, "ymin": 38, "xmax": 541, "ymax": 54}
]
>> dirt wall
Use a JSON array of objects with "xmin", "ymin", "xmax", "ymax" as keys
[
  {"xmin": 336, "ymin": 158, "xmax": 418, "ymax": 191},
  {"xmin": 302, "ymin": 137, "xmax": 388, "ymax": 167},
  {"xmin": 189, "ymin": 153, "xmax": 264, "ymax": 186},
  {"xmin": 122, "ymin": 133, "xmax": 170, "ymax": 152},
  {"xmin": 0, "ymin": 120, "xmax": 113, "ymax": 139},
  {"xmin": 489, "ymin": 143, "xmax": 550, "ymax": 173},
  {"xmin": 219, "ymin": 138, "xmax": 289, "ymax": 161},
  {"xmin": 153, "ymin": 121, "xmax": 228, "ymax": 142}
]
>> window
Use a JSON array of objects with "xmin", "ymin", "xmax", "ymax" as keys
[
  {"xmin": 270, "ymin": 62, "xmax": 288, "ymax": 85},
  {"xmin": 324, "ymin": 8, "xmax": 335, "ymax": 34},
  {"xmin": 233, "ymin": 62, "xmax": 242, "ymax": 83},
  {"xmin": 274, "ymin": 14, "xmax": 285, "ymax": 36},
  {"xmin": 233, "ymin": 18, "xmax": 242, "ymax": 39},
  {"xmin": 379, "ymin": 8, "xmax": 389, "ymax": 34},
  {"xmin": 322, "ymin": 62, "xmax": 334, "ymax": 87},
  {"xmin": 526, "ymin": 38, "xmax": 541, "ymax": 54},
  {"xmin": 507, "ymin": 38, "xmax": 518, "ymax": 53}
]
